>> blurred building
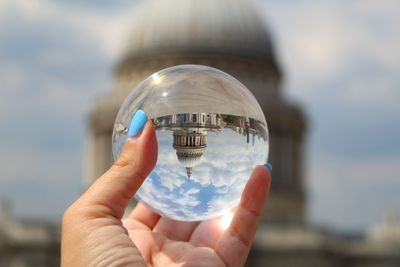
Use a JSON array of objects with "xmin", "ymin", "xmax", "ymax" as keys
[
  {"xmin": 0, "ymin": 199, "xmax": 60, "ymax": 267},
  {"xmin": 87, "ymin": 0, "xmax": 400, "ymax": 266}
]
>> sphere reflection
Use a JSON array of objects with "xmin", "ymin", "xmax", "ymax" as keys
[{"xmin": 112, "ymin": 65, "xmax": 269, "ymax": 221}]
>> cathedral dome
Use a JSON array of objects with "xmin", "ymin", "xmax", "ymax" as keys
[
  {"xmin": 176, "ymin": 149, "xmax": 204, "ymax": 168},
  {"xmin": 121, "ymin": 0, "xmax": 276, "ymax": 64},
  {"xmin": 176, "ymin": 148, "xmax": 204, "ymax": 178}
]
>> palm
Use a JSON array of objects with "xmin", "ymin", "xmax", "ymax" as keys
[{"xmin": 123, "ymin": 204, "xmax": 230, "ymax": 267}]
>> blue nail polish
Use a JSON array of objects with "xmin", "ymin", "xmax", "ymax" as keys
[
  {"xmin": 128, "ymin": 109, "xmax": 148, "ymax": 137},
  {"xmin": 264, "ymin": 163, "xmax": 272, "ymax": 173}
]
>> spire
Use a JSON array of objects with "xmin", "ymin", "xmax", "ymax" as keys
[{"xmin": 186, "ymin": 167, "xmax": 192, "ymax": 179}]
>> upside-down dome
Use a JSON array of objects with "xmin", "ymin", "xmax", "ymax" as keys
[
  {"xmin": 121, "ymin": 0, "xmax": 276, "ymax": 64},
  {"xmin": 176, "ymin": 148, "xmax": 204, "ymax": 178}
]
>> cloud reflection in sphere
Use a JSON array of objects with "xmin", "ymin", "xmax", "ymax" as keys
[{"xmin": 112, "ymin": 65, "xmax": 269, "ymax": 221}]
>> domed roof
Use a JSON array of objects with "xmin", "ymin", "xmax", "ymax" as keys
[
  {"xmin": 122, "ymin": 0, "xmax": 275, "ymax": 63},
  {"xmin": 176, "ymin": 149, "xmax": 204, "ymax": 168},
  {"xmin": 176, "ymin": 148, "xmax": 204, "ymax": 179}
]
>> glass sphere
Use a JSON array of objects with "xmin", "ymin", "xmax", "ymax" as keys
[{"xmin": 112, "ymin": 65, "xmax": 269, "ymax": 221}]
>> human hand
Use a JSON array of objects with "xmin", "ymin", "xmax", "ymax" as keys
[{"xmin": 61, "ymin": 110, "xmax": 271, "ymax": 267}]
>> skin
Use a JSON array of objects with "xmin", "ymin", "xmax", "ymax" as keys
[{"xmin": 61, "ymin": 119, "xmax": 271, "ymax": 267}]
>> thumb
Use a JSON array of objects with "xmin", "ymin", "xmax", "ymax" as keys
[{"xmin": 79, "ymin": 110, "xmax": 158, "ymax": 220}]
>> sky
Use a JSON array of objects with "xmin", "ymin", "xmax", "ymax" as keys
[{"xmin": 0, "ymin": 0, "xmax": 399, "ymax": 233}]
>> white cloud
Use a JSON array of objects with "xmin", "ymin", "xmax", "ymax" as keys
[
  {"xmin": 0, "ymin": 0, "xmax": 139, "ymax": 60},
  {"xmin": 1, "ymin": 0, "xmax": 56, "ymax": 20},
  {"xmin": 261, "ymin": 0, "xmax": 400, "ymax": 98},
  {"xmin": 186, "ymin": 187, "xmax": 200, "ymax": 195}
]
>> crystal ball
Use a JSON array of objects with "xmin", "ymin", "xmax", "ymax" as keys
[{"xmin": 112, "ymin": 65, "xmax": 269, "ymax": 221}]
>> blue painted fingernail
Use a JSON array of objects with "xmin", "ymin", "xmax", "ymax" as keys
[
  {"xmin": 264, "ymin": 163, "xmax": 273, "ymax": 173},
  {"xmin": 128, "ymin": 109, "xmax": 148, "ymax": 137}
]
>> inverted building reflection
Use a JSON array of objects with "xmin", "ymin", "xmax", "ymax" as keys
[{"xmin": 153, "ymin": 113, "xmax": 266, "ymax": 179}]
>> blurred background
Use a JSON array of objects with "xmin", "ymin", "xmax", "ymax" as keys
[{"xmin": 1, "ymin": 0, "xmax": 399, "ymax": 266}]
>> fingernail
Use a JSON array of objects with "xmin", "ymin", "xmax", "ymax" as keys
[
  {"xmin": 264, "ymin": 163, "xmax": 272, "ymax": 173},
  {"xmin": 128, "ymin": 109, "xmax": 148, "ymax": 137}
]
